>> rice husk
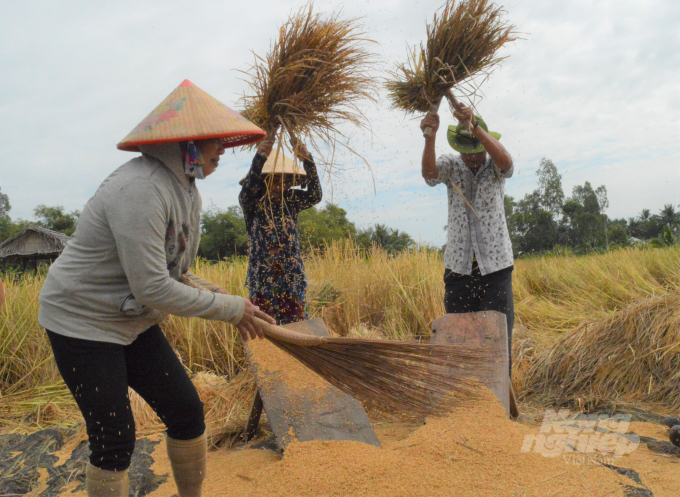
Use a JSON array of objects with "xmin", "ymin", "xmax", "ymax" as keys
[
  {"xmin": 52, "ymin": 387, "xmax": 680, "ymax": 497},
  {"xmin": 247, "ymin": 336, "xmax": 334, "ymax": 404}
]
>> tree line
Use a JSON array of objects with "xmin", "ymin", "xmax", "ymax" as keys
[
  {"xmin": 2, "ymin": 162, "xmax": 678, "ymax": 262},
  {"xmin": 504, "ymin": 158, "xmax": 679, "ymax": 255},
  {"xmin": 198, "ymin": 203, "xmax": 415, "ymax": 260},
  {"xmin": 0, "ymin": 188, "xmax": 415, "ymax": 260}
]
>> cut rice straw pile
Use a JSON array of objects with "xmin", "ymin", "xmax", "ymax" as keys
[
  {"xmin": 239, "ymin": 2, "xmax": 376, "ymax": 170},
  {"xmin": 386, "ymin": 0, "xmax": 516, "ymax": 115},
  {"xmin": 4, "ymin": 245, "xmax": 680, "ymax": 435},
  {"xmin": 129, "ymin": 370, "xmax": 257, "ymax": 440},
  {"xmin": 525, "ymin": 290, "xmax": 680, "ymax": 410}
]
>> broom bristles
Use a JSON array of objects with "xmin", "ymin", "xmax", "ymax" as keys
[
  {"xmin": 269, "ymin": 337, "xmax": 496, "ymax": 417},
  {"xmin": 178, "ymin": 275, "xmax": 494, "ymax": 417}
]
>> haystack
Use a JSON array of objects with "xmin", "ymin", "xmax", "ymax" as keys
[
  {"xmin": 129, "ymin": 370, "xmax": 257, "ymax": 444},
  {"xmin": 524, "ymin": 291, "xmax": 680, "ymax": 409}
]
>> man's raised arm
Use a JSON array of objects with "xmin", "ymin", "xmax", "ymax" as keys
[
  {"xmin": 420, "ymin": 113, "xmax": 440, "ymax": 181},
  {"xmin": 456, "ymin": 103, "xmax": 512, "ymax": 172}
]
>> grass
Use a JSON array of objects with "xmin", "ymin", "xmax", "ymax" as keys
[{"xmin": 1, "ymin": 242, "xmax": 679, "ymax": 434}]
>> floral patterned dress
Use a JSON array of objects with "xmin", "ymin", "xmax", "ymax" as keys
[{"xmin": 239, "ymin": 153, "xmax": 322, "ymax": 324}]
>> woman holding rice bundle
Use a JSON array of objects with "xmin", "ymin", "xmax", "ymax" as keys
[
  {"xmin": 239, "ymin": 135, "xmax": 322, "ymax": 325},
  {"xmin": 38, "ymin": 80, "xmax": 275, "ymax": 497}
]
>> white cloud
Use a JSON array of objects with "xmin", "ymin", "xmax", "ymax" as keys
[{"xmin": 0, "ymin": 0, "xmax": 678, "ymax": 244}]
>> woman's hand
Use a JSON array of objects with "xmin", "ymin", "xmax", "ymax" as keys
[
  {"xmin": 215, "ymin": 288, "xmax": 274, "ymax": 340},
  {"xmin": 234, "ymin": 297, "xmax": 276, "ymax": 341},
  {"xmin": 289, "ymin": 135, "xmax": 310, "ymax": 161},
  {"xmin": 257, "ymin": 134, "xmax": 276, "ymax": 158}
]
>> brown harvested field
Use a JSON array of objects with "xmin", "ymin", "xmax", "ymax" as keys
[
  {"xmin": 2, "ymin": 243, "xmax": 680, "ymax": 495},
  {"xmin": 40, "ymin": 387, "xmax": 680, "ymax": 496}
]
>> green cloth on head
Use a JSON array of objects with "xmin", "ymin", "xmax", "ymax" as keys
[{"xmin": 447, "ymin": 115, "xmax": 501, "ymax": 154}]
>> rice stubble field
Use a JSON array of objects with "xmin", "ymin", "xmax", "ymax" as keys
[{"xmin": 2, "ymin": 242, "xmax": 679, "ymax": 495}]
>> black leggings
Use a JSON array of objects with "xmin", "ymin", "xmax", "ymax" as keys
[
  {"xmin": 443, "ymin": 262, "xmax": 514, "ymax": 373},
  {"xmin": 47, "ymin": 326, "xmax": 205, "ymax": 471}
]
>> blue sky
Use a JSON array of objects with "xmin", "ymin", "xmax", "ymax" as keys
[{"xmin": 1, "ymin": 0, "xmax": 678, "ymax": 245}]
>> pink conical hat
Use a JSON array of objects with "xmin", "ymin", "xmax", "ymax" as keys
[{"xmin": 117, "ymin": 80, "xmax": 265, "ymax": 152}]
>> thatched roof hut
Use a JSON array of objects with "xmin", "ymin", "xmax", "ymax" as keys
[{"xmin": 0, "ymin": 226, "xmax": 71, "ymax": 272}]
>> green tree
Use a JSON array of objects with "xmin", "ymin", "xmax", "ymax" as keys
[
  {"xmin": 634, "ymin": 208, "xmax": 663, "ymax": 240},
  {"xmin": 504, "ymin": 195, "xmax": 517, "ymax": 243},
  {"xmin": 595, "ymin": 185, "xmax": 609, "ymax": 248},
  {"xmin": 536, "ymin": 158, "xmax": 564, "ymax": 216},
  {"xmin": 0, "ymin": 188, "xmax": 10, "ymax": 218},
  {"xmin": 562, "ymin": 182, "xmax": 607, "ymax": 250},
  {"xmin": 198, "ymin": 206, "xmax": 249, "ymax": 260},
  {"xmin": 0, "ymin": 188, "xmax": 13, "ymax": 243},
  {"xmin": 511, "ymin": 191, "xmax": 558, "ymax": 254},
  {"xmin": 650, "ymin": 225, "xmax": 678, "ymax": 247},
  {"xmin": 606, "ymin": 218, "xmax": 629, "ymax": 246},
  {"xmin": 298, "ymin": 204, "xmax": 357, "ymax": 249},
  {"xmin": 33, "ymin": 204, "xmax": 80, "ymax": 235},
  {"xmin": 659, "ymin": 204, "xmax": 679, "ymax": 229},
  {"xmin": 627, "ymin": 217, "xmax": 642, "ymax": 238},
  {"xmin": 356, "ymin": 224, "xmax": 415, "ymax": 253}
]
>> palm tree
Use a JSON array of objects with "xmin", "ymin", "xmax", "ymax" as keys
[
  {"xmin": 639, "ymin": 208, "xmax": 651, "ymax": 221},
  {"xmin": 651, "ymin": 226, "xmax": 677, "ymax": 247},
  {"xmin": 627, "ymin": 217, "xmax": 642, "ymax": 238},
  {"xmin": 659, "ymin": 204, "xmax": 678, "ymax": 228},
  {"xmin": 358, "ymin": 224, "xmax": 415, "ymax": 253}
]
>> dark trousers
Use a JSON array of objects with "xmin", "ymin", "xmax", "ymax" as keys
[
  {"xmin": 443, "ymin": 261, "xmax": 514, "ymax": 373},
  {"xmin": 47, "ymin": 326, "xmax": 205, "ymax": 471}
]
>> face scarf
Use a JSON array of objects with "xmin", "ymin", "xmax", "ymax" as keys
[{"xmin": 179, "ymin": 141, "xmax": 205, "ymax": 180}]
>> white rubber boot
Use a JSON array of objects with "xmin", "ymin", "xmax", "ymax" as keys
[
  {"xmin": 166, "ymin": 433, "xmax": 207, "ymax": 497},
  {"xmin": 85, "ymin": 463, "xmax": 129, "ymax": 497}
]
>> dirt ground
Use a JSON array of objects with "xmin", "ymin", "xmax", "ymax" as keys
[{"xmin": 26, "ymin": 390, "xmax": 678, "ymax": 497}]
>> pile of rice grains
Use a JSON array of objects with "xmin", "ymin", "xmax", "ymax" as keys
[{"xmin": 51, "ymin": 378, "xmax": 678, "ymax": 496}]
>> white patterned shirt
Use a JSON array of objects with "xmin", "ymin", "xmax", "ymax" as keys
[{"xmin": 426, "ymin": 154, "xmax": 514, "ymax": 276}]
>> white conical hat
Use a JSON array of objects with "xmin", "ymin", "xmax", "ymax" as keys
[{"xmin": 239, "ymin": 152, "xmax": 306, "ymax": 185}]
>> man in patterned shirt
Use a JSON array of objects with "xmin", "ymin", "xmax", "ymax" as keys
[{"xmin": 420, "ymin": 103, "xmax": 515, "ymax": 375}]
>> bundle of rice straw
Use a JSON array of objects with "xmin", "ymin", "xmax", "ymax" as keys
[
  {"xmin": 524, "ymin": 291, "xmax": 680, "ymax": 410},
  {"xmin": 386, "ymin": 0, "xmax": 516, "ymax": 137},
  {"xmin": 239, "ymin": 3, "xmax": 376, "ymax": 165}
]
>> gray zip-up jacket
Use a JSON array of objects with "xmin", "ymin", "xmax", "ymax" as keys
[{"xmin": 38, "ymin": 143, "xmax": 245, "ymax": 345}]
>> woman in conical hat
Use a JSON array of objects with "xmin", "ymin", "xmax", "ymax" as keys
[
  {"xmin": 38, "ymin": 80, "xmax": 275, "ymax": 497},
  {"xmin": 239, "ymin": 134, "xmax": 322, "ymax": 325}
]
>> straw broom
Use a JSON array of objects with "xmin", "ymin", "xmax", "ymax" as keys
[
  {"xmin": 239, "ymin": 3, "xmax": 376, "ymax": 170},
  {"xmin": 386, "ymin": 0, "xmax": 516, "ymax": 137},
  {"xmin": 179, "ymin": 275, "xmax": 494, "ymax": 417}
]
